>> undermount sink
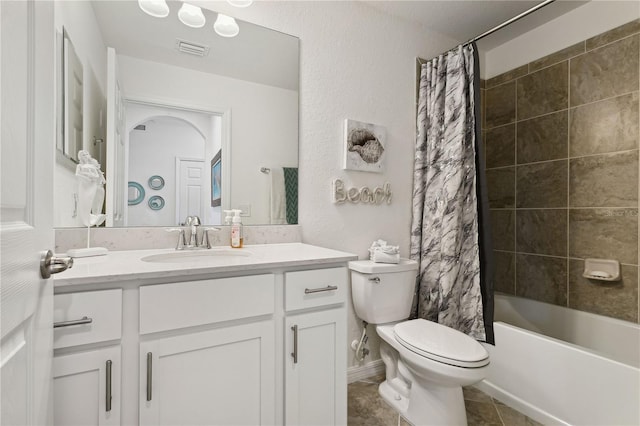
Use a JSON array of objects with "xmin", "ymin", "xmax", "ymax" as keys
[{"xmin": 141, "ymin": 249, "xmax": 253, "ymax": 263}]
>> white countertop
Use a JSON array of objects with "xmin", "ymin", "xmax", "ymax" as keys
[{"xmin": 54, "ymin": 243, "xmax": 358, "ymax": 287}]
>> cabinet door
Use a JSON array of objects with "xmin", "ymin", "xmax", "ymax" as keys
[
  {"xmin": 285, "ymin": 309, "xmax": 346, "ymax": 426},
  {"xmin": 139, "ymin": 321, "xmax": 275, "ymax": 426},
  {"xmin": 53, "ymin": 346, "xmax": 121, "ymax": 426}
]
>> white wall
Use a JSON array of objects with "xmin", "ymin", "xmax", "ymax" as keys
[
  {"xmin": 482, "ymin": 1, "xmax": 640, "ymax": 78},
  {"xmin": 127, "ymin": 117, "xmax": 204, "ymax": 226},
  {"xmin": 125, "ymin": 103, "xmax": 221, "ymax": 226},
  {"xmin": 53, "ymin": 1, "xmax": 107, "ymax": 227},
  {"xmin": 117, "ymin": 55, "xmax": 298, "ymax": 225},
  {"xmin": 186, "ymin": 0, "xmax": 460, "ymax": 367}
]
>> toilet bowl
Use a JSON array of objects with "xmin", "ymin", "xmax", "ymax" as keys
[{"xmin": 349, "ymin": 259, "xmax": 489, "ymax": 426}]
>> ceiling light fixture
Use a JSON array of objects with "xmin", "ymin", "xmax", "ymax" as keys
[
  {"xmin": 227, "ymin": 0, "xmax": 253, "ymax": 7},
  {"xmin": 178, "ymin": 3, "xmax": 206, "ymax": 28},
  {"xmin": 138, "ymin": 0, "xmax": 170, "ymax": 18},
  {"xmin": 214, "ymin": 14, "xmax": 239, "ymax": 37}
]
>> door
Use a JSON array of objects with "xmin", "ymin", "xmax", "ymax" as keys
[
  {"xmin": 53, "ymin": 346, "xmax": 121, "ymax": 426},
  {"xmin": 0, "ymin": 1, "xmax": 55, "ymax": 425},
  {"xmin": 175, "ymin": 158, "xmax": 205, "ymax": 224},
  {"xmin": 285, "ymin": 309, "xmax": 347, "ymax": 426},
  {"xmin": 105, "ymin": 47, "xmax": 125, "ymax": 227},
  {"xmin": 139, "ymin": 321, "xmax": 275, "ymax": 425}
]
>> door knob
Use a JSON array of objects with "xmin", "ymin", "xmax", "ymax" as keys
[{"xmin": 40, "ymin": 250, "xmax": 73, "ymax": 279}]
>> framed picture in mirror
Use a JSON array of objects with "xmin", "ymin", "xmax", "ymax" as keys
[{"xmin": 211, "ymin": 150, "xmax": 221, "ymax": 207}]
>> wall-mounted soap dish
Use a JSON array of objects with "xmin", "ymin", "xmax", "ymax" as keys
[{"xmin": 583, "ymin": 258, "xmax": 620, "ymax": 282}]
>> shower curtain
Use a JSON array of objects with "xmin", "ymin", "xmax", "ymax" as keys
[{"xmin": 410, "ymin": 43, "xmax": 494, "ymax": 344}]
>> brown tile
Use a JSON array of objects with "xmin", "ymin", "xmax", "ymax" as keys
[
  {"xmin": 517, "ymin": 111, "xmax": 568, "ymax": 163},
  {"xmin": 516, "ymin": 161, "xmax": 568, "ymax": 208},
  {"xmin": 586, "ymin": 19, "xmax": 640, "ymax": 51},
  {"xmin": 490, "ymin": 209, "xmax": 515, "ymax": 251},
  {"xmin": 569, "ymin": 151, "xmax": 639, "ymax": 208},
  {"xmin": 529, "ymin": 42, "xmax": 585, "ymax": 73},
  {"xmin": 348, "ymin": 380, "xmax": 398, "ymax": 426},
  {"xmin": 481, "ymin": 89, "xmax": 486, "ymax": 129},
  {"xmin": 569, "ymin": 260, "xmax": 639, "ymax": 322},
  {"xmin": 485, "ymin": 81, "xmax": 516, "ymax": 128},
  {"xmin": 517, "ymin": 62, "xmax": 568, "ymax": 120},
  {"xmin": 486, "ymin": 64, "xmax": 529, "ymax": 89},
  {"xmin": 464, "ymin": 400, "xmax": 502, "ymax": 426},
  {"xmin": 487, "ymin": 167, "xmax": 515, "ymax": 208},
  {"xmin": 516, "ymin": 254, "xmax": 568, "ymax": 306},
  {"xmin": 494, "ymin": 251, "xmax": 516, "ymax": 295},
  {"xmin": 516, "ymin": 209, "xmax": 567, "ymax": 256},
  {"xmin": 569, "ymin": 208, "xmax": 639, "ymax": 265},
  {"xmin": 570, "ymin": 35, "xmax": 639, "ymax": 107},
  {"xmin": 569, "ymin": 92, "xmax": 639, "ymax": 157},
  {"xmin": 480, "ymin": 79, "xmax": 486, "ymax": 89},
  {"xmin": 463, "ymin": 386, "xmax": 493, "ymax": 404},
  {"xmin": 495, "ymin": 402, "xmax": 543, "ymax": 426},
  {"xmin": 486, "ymin": 124, "xmax": 515, "ymax": 168}
]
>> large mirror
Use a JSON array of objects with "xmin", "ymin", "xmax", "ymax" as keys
[{"xmin": 53, "ymin": 0, "xmax": 299, "ymax": 228}]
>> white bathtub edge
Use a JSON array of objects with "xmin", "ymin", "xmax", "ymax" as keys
[{"xmin": 475, "ymin": 380, "xmax": 569, "ymax": 426}]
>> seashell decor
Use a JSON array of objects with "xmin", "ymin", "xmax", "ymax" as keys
[{"xmin": 343, "ymin": 119, "xmax": 386, "ymax": 173}]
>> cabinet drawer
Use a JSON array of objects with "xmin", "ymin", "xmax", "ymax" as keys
[
  {"xmin": 139, "ymin": 274, "xmax": 275, "ymax": 334},
  {"xmin": 285, "ymin": 267, "xmax": 347, "ymax": 311},
  {"xmin": 54, "ymin": 289, "xmax": 122, "ymax": 349}
]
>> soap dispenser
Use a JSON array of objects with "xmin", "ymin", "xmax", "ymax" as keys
[
  {"xmin": 230, "ymin": 209, "xmax": 243, "ymax": 248},
  {"xmin": 223, "ymin": 210, "xmax": 234, "ymax": 225}
]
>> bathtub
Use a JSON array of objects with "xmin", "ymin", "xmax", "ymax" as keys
[{"xmin": 476, "ymin": 294, "xmax": 640, "ymax": 425}]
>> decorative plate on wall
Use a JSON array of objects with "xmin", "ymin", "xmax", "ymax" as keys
[
  {"xmin": 148, "ymin": 175, "xmax": 165, "ymax": 190},
  {"xmin": 128, "ymin": 182, "xmax": 145, "ymax": 206},
  {"xmin": 148, "ymin": 195, "xmax": 165, "ymax": 211}
]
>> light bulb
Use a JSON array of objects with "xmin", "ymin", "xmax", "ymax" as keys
[
  {"xmin": 214, "ymin": 14, "xmax": 239, "ymax": 37},
  {"xmin": 227, "ymin": 0, "xmax": 253, "ymax": 7},
  {"xmin": 178, "ymin": 3, "xmax": 206, "ymax": 28},
  {"xmin": 138, "ymin": 0, "xmax": 169, "ymax": 18}
]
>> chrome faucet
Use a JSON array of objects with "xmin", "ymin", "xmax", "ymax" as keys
[{"xmin": 166, "ymin": 216, "xmax": 220, "ymax": 250}]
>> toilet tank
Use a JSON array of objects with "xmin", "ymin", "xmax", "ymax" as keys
[{"xmin": 349, "ymin": 259, "xmax": 419, "ymax": 324}]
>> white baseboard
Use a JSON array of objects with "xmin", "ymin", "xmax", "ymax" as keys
[{"xmin": 347, "ymin": 359, "xmax": 385, "ymax": 384}]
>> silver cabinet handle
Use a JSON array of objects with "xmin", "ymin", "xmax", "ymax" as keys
[
  {"xmin": 146, "ymin": 352, "xmax": 152, "ymax": 402},
  {"xmin": 291, "ymin": 325, "xmax": 298, "ymax": 364},
  {"xmin": 304, "ymin": 285, "xmax": 338, "ymax": 294},
  {"xmin": 106, "ymin": 360, "xmax": 112, "ymax": 412},
  {"xmin": 53, "ymin": 316, "xmax": 93, "ymax": 328},
  {"xmin": 40, "ymin": 250, "xmax": 73, "ymax": 279},
  {"xmin": 368, "ymin": 277, "xmax": 381, "ymax": 283}
]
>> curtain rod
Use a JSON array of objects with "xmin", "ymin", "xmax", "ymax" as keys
[{"xmin": 418, "ymin": 0, "xmax": 556, "ymax": 64}]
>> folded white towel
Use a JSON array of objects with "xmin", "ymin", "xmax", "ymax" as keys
[
  {"xmin": 369, "ymin": 239, "xmax": 400, "ymax": 263},
  {"xmin": 371, "ymin": 251, "xmax": 400, "ymax": 264}
]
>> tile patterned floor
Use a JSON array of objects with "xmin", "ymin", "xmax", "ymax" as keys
[{"xmin": 348, "ymin": 374, "xmax": 541, "ymax": 426}]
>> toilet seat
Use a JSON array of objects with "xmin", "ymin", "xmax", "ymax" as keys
[{"xmin": 394, "ymin": 319, "xmax": 489, "ymax": 368}]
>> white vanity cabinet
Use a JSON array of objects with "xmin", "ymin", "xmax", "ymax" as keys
[
  {"xmin": 54, "ymin": 346, "xmax": 121, "ymax": 426},
  {"xmin": 53, "ymin": 244, "xmax": 356, "ymax": 426},
  {"xmin": 138, "ymin": 275, "xmax": 276, "ymax": 425},
  {"xmin": 53, "ymin": 289, "xmax": 123, "ymax": 426},
  {"xmin": 284, "ymin": 267, "xmax": 348, "ymax": 426}
]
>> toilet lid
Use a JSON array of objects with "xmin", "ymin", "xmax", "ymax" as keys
[{"xmin": 394, "ymin": 319, "xmax": 489, "ymax": 368}]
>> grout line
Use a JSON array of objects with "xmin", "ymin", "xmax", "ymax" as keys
[
  {"xmin": 485, "ymin": 147, "xmax": 639, "ymax": 171},
  {"xmin": 567, "ymin": 61, "xmax": 571, "ymax": 309},
  {"xmin": 492, "ymin": 397, "xmax": 506, "ymax": 426},
  {"xmin": 585, "ymin": 30, "xmax": 640, "ymax": 55}
]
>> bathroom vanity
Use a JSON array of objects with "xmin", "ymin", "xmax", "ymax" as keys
[{"xmin": 53, "ymin": 243, "xmax": 356, "ymax": 425}]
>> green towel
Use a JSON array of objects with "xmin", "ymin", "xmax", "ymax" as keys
[{"xmin": 283, "ymin": 167, "xmax": 298, "ymax": 225}]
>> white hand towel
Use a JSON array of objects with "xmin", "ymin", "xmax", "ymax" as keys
[
  {"xmin": 371, "ymin": 251, "xmax": 400, "ymax": 264},
  {"xmin": 270, "ymin": 168, "xmax": 286, "ymax": 224}
]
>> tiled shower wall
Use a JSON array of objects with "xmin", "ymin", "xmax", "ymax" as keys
[{"xmin": 481, "ymin": 20, "xmax": 640, "ymax": 323}]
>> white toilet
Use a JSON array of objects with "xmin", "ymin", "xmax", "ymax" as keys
[{"xmin": 349, "ymin": 259, "xmax": 489, "ymax": 426}]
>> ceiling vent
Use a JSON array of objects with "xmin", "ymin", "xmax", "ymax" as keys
[{"xmin": 175, "ymin": 39, "xmax": 210, "ymax": 57}]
